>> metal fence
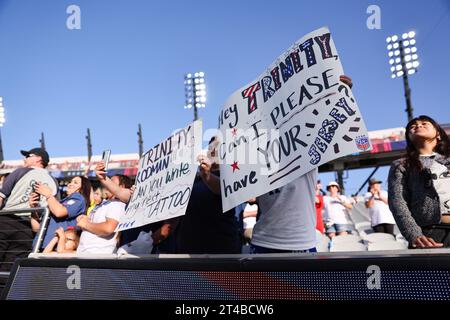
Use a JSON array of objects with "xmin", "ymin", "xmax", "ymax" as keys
[{"xmin": 0, "ymin": 207, "xmax": 50, "ymax": 272}]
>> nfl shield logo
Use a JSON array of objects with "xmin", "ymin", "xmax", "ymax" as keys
[{"xmin": 355, "ymin": 135, "xmax": 370, "ymax": 151}]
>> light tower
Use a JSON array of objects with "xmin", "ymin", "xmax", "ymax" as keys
[
  {"xmin": 184, "ymin": 72, "xmax": 206, "ymax": 121},
  {"xmin": 386, "ymin": 31, "xmax": 419, "ymax": 122}
]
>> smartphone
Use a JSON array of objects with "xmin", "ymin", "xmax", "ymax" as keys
[
  {"xmin": 102, "ymin": 149, "xmax": 111, "ymax": 170},
  {"xmin": 31, "ymin": 181, "xmax": 41, "ymax": 202}
]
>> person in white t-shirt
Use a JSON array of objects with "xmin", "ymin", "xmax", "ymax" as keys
[
  {"xmin": 242, "ymin": 202, "xmax": 258, "ymax": 244},
  {"xmin": 249, "ymin": 75, "xmax": 354, "ymax": 253},
  {"xmin": 250, "ymin": 169, "xmax": 318, "ymax": 253},
  {"xmin": 364, "ymin": 178, "xmax": 396, "ymax": 235},
  {"xmin": 323, "ymin": 181, "xmax": 353, "ymax": 238},
  {"xmin": 76, "ymin": 175, "xmax": 131, "ymax": 254}
]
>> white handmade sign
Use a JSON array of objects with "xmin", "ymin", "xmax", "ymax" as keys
[
  {"xmin": 117, "ymin": 120, "xmax": 202, "ymax": 231},
  {"xmin": 218, "ymin": 27, "xmax": 371, "ymax": 211}
]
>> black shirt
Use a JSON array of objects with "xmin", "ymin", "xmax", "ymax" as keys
[{"xmin": 175, "ymin": 173, "xmax": 241, "ymax": 254}]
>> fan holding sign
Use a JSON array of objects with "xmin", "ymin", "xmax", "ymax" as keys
[
  {"xmin": 250, "ymin": 75, "xmax": 354, "ymax": 253},
  {"xmin": 174, "ymin": 136, "xmax": 242, "ymax": 254},
  {"xmin": 217, "ymin": 27, "xmax": 370, "ymax": 253},
  {"xmin": 94, "ymin": 121, "xmax": 203, "ymax": 253}
]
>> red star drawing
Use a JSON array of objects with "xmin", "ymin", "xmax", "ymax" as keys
[
  {"xmin": 231, "ymin": 128, "xmax": 238, "ymax": 136},
  {"xmin": 231, "ymin": 161, "xmax": 240, "ymax": 172}
]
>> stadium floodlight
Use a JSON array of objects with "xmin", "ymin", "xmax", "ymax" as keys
[
  {"xmin": 184, "ymin": 72, "xmax": 206, "ymax": 121},
  {"xmin": 386, "ymin": 30, "xmax": 419, "ymax": 121},
  {"xmin": 386, "ymin": 31, "xmax": 419, "ymax": 78}
]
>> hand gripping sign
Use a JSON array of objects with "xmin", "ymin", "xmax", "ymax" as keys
[
  {"xmin": 117, "ymin": 120, "xmax": 202, "ymax": 231},
  {"xmin": 218, "ymin": 27, "xmax": 371, "ymax": 212}
]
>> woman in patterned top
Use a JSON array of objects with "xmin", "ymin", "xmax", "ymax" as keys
[{"xmin": 388, "ymin": 115, "xmax": 450, "ymax": 248}]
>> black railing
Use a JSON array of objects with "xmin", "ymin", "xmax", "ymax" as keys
[{"xmin": 0, "ymin": 207, "xmax": 50, "ymax": 265}]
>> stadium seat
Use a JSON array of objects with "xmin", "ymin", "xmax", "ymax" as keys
[
  {"xmin": 354, "ymin": 221, "xmax": 372, "ymax": 232},
  {"xmin": 330, "ymin": 234, "xmax": 363, "ymax": 244},
  {"xmin": 315, "ymin": 230, "xmax": 330, "ymax": 252},
  {"xmin": 329, "ymin": 242, "xmax": 367, "ymax": 252},
  {"xmin": 395, "ymin": 233, "xmax": 409, "ymax": 248},
  {"xmin": 368, "ymin": 241, "xmax": 408, "ymax": 251},
  {"xmin": 350, "ymin": 202, "xmax": 372, "ymax": 225},
  {"xmin": 363, "ymin": 233, "xmax": 396, "ymax": 243},
  {"xmin": 395, "ymin": 233, "xmax": 406, "ymax": 241}
]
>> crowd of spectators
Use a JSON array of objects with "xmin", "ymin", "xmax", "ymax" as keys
[
  {"xmin": 0, "ymin": 85, "xmax": 449, "ymax": 271},
  {"xmin": 0, "ymin": 158, "xmax": 420, "ymax": 262}
]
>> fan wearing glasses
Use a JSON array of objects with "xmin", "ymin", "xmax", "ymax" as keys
[
  {"xmin": 0, "ymin": 147, "xmax": 57, "ymax": 210},
  {"xmin": 0, "ymin": 147, "xmax": 58, "ymax": 271},
  {"xmin": 23, "ymin": 151, "xmax": 46, "ymax": 167}
]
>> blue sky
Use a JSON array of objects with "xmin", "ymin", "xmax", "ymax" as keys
[{"xmin": 1, "ymin": 0, "xmax": 450, "ymax": 194}]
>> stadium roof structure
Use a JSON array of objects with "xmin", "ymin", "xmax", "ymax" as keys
[
  {"xmin": 0, "ymin": 153, "xmax": 140, "ymax": 179},
  {"xmin": 320, "ymin": 123, "xmax": 450, "ymax": 173}
]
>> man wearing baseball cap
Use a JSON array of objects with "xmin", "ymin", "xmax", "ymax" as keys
[
  {"xmin": 19, "ymin": 148, "xmax": 50, "ymax": 168},
  {"xmin": 0, "ymin": 147, "xmax": 58, "ymax": 271},
  {"xmin": 364, "ymin": 178, "xmax": 396, "ymax": 235}
]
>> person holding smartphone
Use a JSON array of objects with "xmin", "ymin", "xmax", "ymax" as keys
[
  {"xmin": 94, "ymin": 161, "xmax": 179, "ymax": 253},
  {"xmin": 29, "ymin": 176, "xmax": 91, "ymax": 250},
  {"xmin": 0, "ymin": 147, "xmax": 58, "ymax": 270},
  {"xmin": 76, "ymin": 174, "xmax": 130, "ymax": 254}
]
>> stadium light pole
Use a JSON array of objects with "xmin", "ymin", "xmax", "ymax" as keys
[
  {"xmin": 137, "ymin": 123, "xmax": 144, "ymax": 157},
  {"xmin": 386, "ymin": 31, "xmax": 419, "ymax": 122},
  {"xmin": 0, "ymin": 97, "xmax": 5, "ymax": 163},
  {"xmin": 86, "ymin": 128, "xmax": 92, "ymax": 163},
  {"xmin": 39, "ymin": 132, "xmax": 46, "ymax": 150},
  {"xmin": 184, "ymin": 72, "xmax": 206, "ymax": 121}
]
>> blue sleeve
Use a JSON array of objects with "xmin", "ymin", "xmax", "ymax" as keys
[{"xmin": 63, "ymin": 193, "xmax": 86, "ymax": 218}]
